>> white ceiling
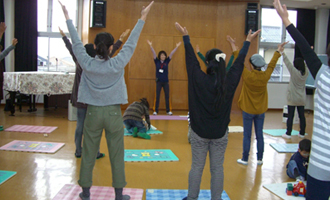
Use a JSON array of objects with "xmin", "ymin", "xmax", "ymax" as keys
[{"xmin": 259, "ymin": 0, "xmax": 330, "ymax": 9}]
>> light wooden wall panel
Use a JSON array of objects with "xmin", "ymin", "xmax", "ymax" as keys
[{"xmin": 88, "ymin": 0, "xmax": 260, "ymax": 111}]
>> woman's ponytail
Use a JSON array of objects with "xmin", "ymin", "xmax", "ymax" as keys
[{"xmin": 94, "ymin": 32, "xmax": 114, "ymax": 60}]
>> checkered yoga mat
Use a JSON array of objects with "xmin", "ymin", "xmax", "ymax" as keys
[
  {"xmin": 5, "ymin": 125, "xmax": 57, "ymax": 133},
  {"xmin": 263, "ymin": 129, "xmax": 307, "ymax": 137},
  {"xmin": 124, "ymin": 129, "xmax": 163, "ymax": 136},
  {"xmin": 270, "ymin": 143, "xmax": 299, "ymax": 153},
  {"xmin": 146, "ymin": 189, "xmax": 230, "ymax": 200},
  {"xmin": 53, "ymin": 184, "xmax": 143, "ymax": 200},
  {"xmin": 0, "ymin": 140, "xmax": 65, "ymax": 153},
  {"xmin": 125, "ymin": 149, "xmax": 179, "ymax": 162},
  {"xmin": 0, "ymin": 170, "xmax": 17, "ymax": 185}
]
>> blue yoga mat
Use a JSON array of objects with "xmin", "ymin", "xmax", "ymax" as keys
[
  {"xmin": 270, "ymin": 143, "xmax": 299, "ymax": 153},
  {"xmin": 124, "ymin": 149, "xmax": 179, "ymax": 162},
  {"xmin": 146, "ymin": 189, "xmax": 230, "ymax": 200},
  {"xmin": 263, "ymin": 129, "xmax": 306, "ymax": 137},
  {"xmin": 0, "ymin": 170, "xmax": 17, "ymax": 185},
  {"xmin": 124, "ymin": 129, "xmax": 162, "ymax": 136}
]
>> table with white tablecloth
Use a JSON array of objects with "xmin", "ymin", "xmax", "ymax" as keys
[{"xmin": 3, "ymin": 71, "xmax": 75, "ymax": 115}]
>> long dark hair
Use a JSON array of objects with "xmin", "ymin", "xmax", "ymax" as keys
[
  {"xmin": 158, "ymin": 50, "xmax": 167, "ymax": 60},
  {"xmin": 94, "ymin": 32, "xmax": 114, "ymax": 60},
  {"xmin": 84, "ymin": 43, "xmax": 96, "ymax": 58},
  {"xmin": 140, "ymin": 98, "xmax": 149, "ymax": 109},
  {"xmin": 205, "ymin": 48, "xmax": 226, "ymax": 110},
  {"xmin": 293, "ymin": 58, "xmax": 306, "ymax": 76}
]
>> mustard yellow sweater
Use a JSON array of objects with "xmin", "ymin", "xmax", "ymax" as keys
[{"xmin": 238, "ymin": 51, "xmax": 281, "ymax": 114}]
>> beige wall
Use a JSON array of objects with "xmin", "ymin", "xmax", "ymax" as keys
[{"xmin": 87, "ymin": 0, "xmax": 260, "ymax": 111}]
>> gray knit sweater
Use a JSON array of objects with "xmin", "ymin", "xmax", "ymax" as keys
[
  {"xmin": 66, "ymin": 19, "xmax": 145, "ymax": 106},
  {"xmin": 283, "ymin": 52, "xmax": 308, "ymax": 106}
]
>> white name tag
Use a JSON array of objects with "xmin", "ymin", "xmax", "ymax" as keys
[{"xmin": 159, "ymin": 69, "xmax": 164, "ymax": 73}]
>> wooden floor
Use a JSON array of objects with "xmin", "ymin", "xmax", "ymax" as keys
[{"xmin": 0, "ymin": 105, "xmax": 314, "ymax": 200}]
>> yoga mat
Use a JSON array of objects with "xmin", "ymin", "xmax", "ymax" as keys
[
  {"xmin": 146, "ymin": 189, "xmax": 230, "ymax": 200},
  {"xmin": 270, "ymin": 143, "xmax": 299, "ymax": 153},
  {"xmin": 124, "ymin": 129, "xmax": 163, "ymax": 136},
  {"xmin": 150, "ymin": 115, "xmax": 188, "ymax": 120},
  {"xmin": 263, "ymin": 182, "xmax": 306, "ymax": 200},
  {"xmin": 125, "ymin": 149, "xmax": 179, "ymax": 162},
  {"xmin": 0, "ymin": 140, "xmax": 65, "ymax": 153},
  {"xmin": 53, "ymin": 184, "xmax": 143, "ymax": 200},
  {"xmin": 5, "ymin": 125, "xmax": 57, "ymax": 133},
  {"xmin": 263, "ymin": 129, "xmax": 307, "ymax": 137},
  {"xmin": 228, "ymin": 126, "xmax": 244, "ymax": 133},
  {"xmin": 0, "ymin": 170, "xmax": 17, "ymax": 185}
]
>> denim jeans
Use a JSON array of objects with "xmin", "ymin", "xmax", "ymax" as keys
[
  {"xmin": 242, "ymin": 111, "xmax": 265, "ymax": 161},
  {"xmin": 75, "ymin": 107, "xmax": 87, "ymax": 155},
  {"xmin": 123, "ymin": 119, "xmax": 146, "ymax": 133},
  {"xmin": 286, "ymin": 160, "xmax": 300, "ymax": 179}
]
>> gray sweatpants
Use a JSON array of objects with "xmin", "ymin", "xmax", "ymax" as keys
[{"xmin": 187, "ymin": 127, "xmax": 228, "ymax": 200}]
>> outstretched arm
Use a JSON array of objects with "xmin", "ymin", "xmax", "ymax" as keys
[
  {"xmin": 273, "ymin": 0, "xmax": 322, "ymax": 78},
  {"xmin": 59, "ymin": 26, "xmax": 77, "ymax": 62},
  {"xmin": 147, "ymin": 40, "xmax": 157, "ymax": 59},
  {"xmin": 0, "ymin": 22, "xmax": 6, "ymax": 40},
  {"xmin": 175, "ymin": 22, "xmax": 202, "ymax": 76},
  {"xmin": 168, "ymin": 41, "xmax": 181, "ymax": 59},
  {"xmin": 226, "ymin": 35, "xmax": 239, "ymax": 71},
  {"xmin": 196, "ymin": 45, "xmax": 207, "ymax": 66},
  {"xmin": 0, "ymin": 38, "xmax": 17, "ymax": 61},
  {"xmin": 226, "ymin": 29, "xmax": 261, "ymax": 96},
  {"xmin": 109, "ymin": 29, "xmax": 130, "ymax": 57}
]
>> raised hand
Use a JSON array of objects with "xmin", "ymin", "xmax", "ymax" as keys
[
  {"xmin": 273, "ymin": 0, "xmax": 290, "ymax": 26},
  {"xmin": 277, "ymin": 41, "xmax": 289, "ymax": 53},
  {"xmin": 227, "ymin": 35, "xmax": 236, "ymax": 45},
  {"xmin": 119, "ymin": 29, "xmax": 130, "ymax": 41},
  {"xmin": 227, "ymin": 35, "xmax": 238, "ymax": 51},
  {"xmin": 176, "ymin": 42, "xmax": 182, "ymax": 48},
  {"xmin": 246, "ymin": 29, "xmax": 261, "ymax": 42},
  {"xmin": 196, "ymin": 45, "xmax": 200, "ymax": 53},
  {"xmin": 147, "ymin": 40, "xmax": 152, "ymax": 46},
  {"xmin": 12, "ymin": 38, "xmax": 18, "ymax": 46},
  {"xmin": 175, "ymin": 22, "xmax": 188, "ymax": 35},
  {"xmin": 0, "ymin": 22, "xmax": 6, "ymax": 33},
  {"xmin": 58, "ymin": 0, "xmax": 70, "ymax": 20},
  {"xmin": 58, "ymin": 27, "xmax": 65, "ymax": 37},
  {"xmin": 140, "ymin": 1, "xmax": 154, "ymax": 21}
]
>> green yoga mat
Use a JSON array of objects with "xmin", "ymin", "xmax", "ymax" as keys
[
  {"xmin": 263, "ymin": 129, "xmax": 306, "ymax": 137},
  {"xmin": 0, "ymin": 170, "xmax": 16, "ymax": 185},
  {"xmin": 124, "ymin": 129, "xmax": 162, "ymax": 136},
  {"xmin": 270, "ymin": 143, "xmax": 299, "ymax": 153},
  {"xmin": 124, "ymin": 149, "xmax": 179, "ymax": 162}
]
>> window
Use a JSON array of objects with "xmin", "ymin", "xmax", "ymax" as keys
[
  {"xmin": 260, "ymin": 7, "xmax": 297, "ymax": 82},
  {"xmin": 37, "ymin": 0, "xmax": 80, "ymax": 72}
]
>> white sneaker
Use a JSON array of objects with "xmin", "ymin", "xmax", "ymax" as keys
[
  {"xmin": 237, "ymin": 159, "xmax": 248, "ymax": 165},
  {"xmin": 257, "ymin": 160, "xmax": 263, "ymax": 165},
  {"xmin": 167, "ymin": 111, "xmax": 173, "ymax": 115},
  {"xmin": 282, "ymin": 134, "xmax": 291, "ymax": 139},
  {"xmin": 153, "ymin": 112, "xmax": 157, "ymax": 115},
  {"xmin": 299, "ymin": 134, "xmax": 305, "ymax": 138}
]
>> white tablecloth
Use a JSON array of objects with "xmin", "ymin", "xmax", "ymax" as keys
[{"xmin": 3, "ymin": 72, "xmax": 75, "ymax": 95}]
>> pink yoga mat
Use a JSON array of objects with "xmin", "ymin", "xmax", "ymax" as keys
[
  {"xmin": 53, "ymin": 184, "xmax": 143, "ymax": 200},
  {"xmin": 150, "ymin": 115, "xmax": 188, "ymax": 120},
  {"xmin": 5, "ymin": 125, "xmax": 57, "ymax": 133},
  {"xmin": 0, "ymin": 140, "xmax": 65, "ymax": 153}
]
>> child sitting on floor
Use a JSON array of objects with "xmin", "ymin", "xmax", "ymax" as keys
[
  {"xmin": 123, "ymin": 98, "xmax": 151, "ymax": 139},
  {"xmin": 286, "ymin": 139, "xmax": 311, "ymax": 181}
]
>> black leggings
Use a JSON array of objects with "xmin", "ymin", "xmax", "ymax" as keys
[
  {"xmin": 154, "ymin": 81, "xmax": 170, "ymax": 113},
  {"xmin": 286, "ymin": 105, "xmax": 306, "ymax": 135}
]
